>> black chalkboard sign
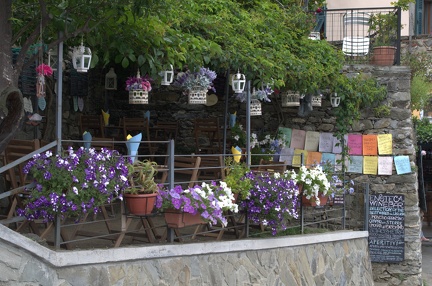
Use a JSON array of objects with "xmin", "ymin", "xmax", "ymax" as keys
[
  {"xmin": 368, "ymin": 194, "xmax": 405, "ymax": 263},
  {"xmin": 333, "ymin": 195, "xmax": 344, "ymax": 205}
]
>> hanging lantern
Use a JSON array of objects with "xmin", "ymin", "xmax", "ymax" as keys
[
  {"xmin": 48, "ymin": 49, "xmax": 58, "ymax": 71},
  {"xmin": 330, "ymin": 92, "xmax": 341, "ymax": 107},
  {"xmin": 231, "ymin": 71, "xmax": 246, "ymax": 93},
  {"xmin": 160, "ymin": 64, "xmax": 174, "ymax": 85},
  {"xmin": 105, "ymin": 68, "xmax": 117, "ymax": 90},
  {"xmin": 72, "ymin": 39, "xmax": 92, "ymax": 73}
]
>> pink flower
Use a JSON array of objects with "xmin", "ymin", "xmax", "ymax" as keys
[
  {"xmin": 36, "ymin": 64, "xmax": 53, "ymax": 76},
  {"xmin": 422, "ymin": 150, "xmax": 427, "ymax": 156}
]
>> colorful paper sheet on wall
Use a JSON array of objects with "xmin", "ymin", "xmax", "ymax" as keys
[
  {"xmin": 304, "ymin": 131, "xmax": 320, "ymax": 151},
  {"xmin": 332, "ymin": 135, "xmax": 346, "ymax": 154},
  {"xmin": 378, "ymin": 134, "xmax": 393, "ymax": 155},
  {"xmin": 362, "ymin": 134, "xmax": 378, "ymax": 156},
  {"xmin": 335, "ymin": 154, "xmax": 344, "ymax": 172},
  {"xmin": 378, "ymin": 156, "xmax": 393, "ymax": 175},
  {"xmin": 318, "ymin": 132, "xmax": 334, "ymax": 153},
  {"xmin": 279, "ymin": 147, "xmax": 294, "ymax": 166},
  {"xmin": 347, "ymin": 155, "xmax": 363, "ymax": 173},
  {"xmin": 394, "ymin": 156, "xmax": 411, "ymax": 174},
  {"xmin": 278, "ymin": 127, "xmax": 292, "ymax": 149},
  {"xmin": 321, "ymin": 153, "xmax": 336, "ymax": 169},
  {"xmin": 348, "ymin": 134, "xmax": 363, "ymax": 155},
  {"xmin": 292, "ymin": 149, "xmax": 308, "ymax": 167},
  {"xmin": 306, "ymin": 151, "xmax": 322, "ymax": 167},
  {"xmin": 290, "ymin": 129, "xmax": 306, "ymax": 149},
  {"xmin": 363, "ymin": 156, "xmax": 378, "ymax": 175}
]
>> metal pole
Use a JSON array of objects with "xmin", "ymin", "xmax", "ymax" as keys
[
  {"xmin": 246, "ymin": 81, "xmax": 251, "ymax": 166},
  {"xmin": 54, "ymin": 33, "xmax": 63, "ymax": 249},
  {"xmin": 223, "ymin": 69, "xmax": 230, "ymax": 159},
  {"xmin": 364, "ymin": 182, "xmax": 370, "ymax": 231}
]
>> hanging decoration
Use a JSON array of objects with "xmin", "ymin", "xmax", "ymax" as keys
[
  {"xmin": 159, "ymin": 64, "xmax": 174, "ymax": 86},
  {"xmin": 330, "ymin": 93, "xmax": 341, "ymax": 107},
  {"xmin": 231, "ymin": 70, "xmax": 246, "ymax": 93},
  {"xmin": 281, "ymin": 91, "xmax": 301, "ymax": 107},
  {"xmin": 126, "ymin": 70, "xmax": 152, "ymax": 104},
  {"xmin": 72, "ymin": 38, "xmax": 92, "ymax": 73},
  {"xmin": 105, "ymin": 68, "xmax": 117, "ymax": 90},
  {"xmin": 173, "ymin": 67, "xmax": 217, "ymax": 105}
]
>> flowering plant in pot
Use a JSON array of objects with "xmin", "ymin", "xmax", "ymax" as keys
[
  {"xmin": 17, "ymin": 147, "xmax": 129, "ymax": 222},
  {"xmin": 155, "ymin": 181, "xmax": 238, "ymax": 227},
  {"xmin": 125, "ymin": 72, "xmax": 152, "ymax": 91},
  {"xmin": 239, "ymin": 171, "xmax": 299, "ymax": 235},
  {"xmin": 174, "ymin": 67, "xmax": 217, "ymax": 92},
  {"xmin": 283, "ymin": 165, "xmax": 331, "ymax": 206},
  {"xmin": 124, "ymin": 159, "xmax": 160, "ymax": 215}
]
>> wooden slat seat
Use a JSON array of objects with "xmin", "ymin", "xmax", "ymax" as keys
[{"xmin": 79, "ymin": 114, "xmax": 105, "ymax": 138}]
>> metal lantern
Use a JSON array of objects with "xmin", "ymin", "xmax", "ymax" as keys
[
  {"xmin": 160, "ymin": 64, "xmax": 174, "ymax": 85},
  {"xmin": 72, "ymin": 39, "xmax": 92, "ymax": 73},
  {"xmin": 48, "ymin": 48, "xmax": 58, "ymax": 71},
  {"xmin": 330, "ymin": 92, "xmax": 341, "ymax": 107},
  {"xmin": 231, "ymin": 71, "xmax": 246, "ymax": 93},
  {"xmin": 105, "ymin": 68, "xmax": 117, "ymax": 90}
]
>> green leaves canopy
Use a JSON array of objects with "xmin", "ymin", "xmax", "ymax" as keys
[{"xmin": 10, "ymin": 0, "xmax": 344, "ymax": 91}]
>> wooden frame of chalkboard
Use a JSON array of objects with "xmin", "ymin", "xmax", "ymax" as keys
[{"xmin": 368, "ymin": 194, "xmax": 405, "ymax": 263}]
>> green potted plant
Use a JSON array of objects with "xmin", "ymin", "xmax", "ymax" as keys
[
  {"xmin": 224, "ymin": 158, "xmax": 253, "ymax": 201},
  {"xmin": 368, "ymin": 11, "xmax": 398, "ymax": 65},
  {"xmin": 124, "ymin": 159, "xmax": 159, "ymax": 215}
]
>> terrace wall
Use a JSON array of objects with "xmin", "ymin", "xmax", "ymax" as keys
[{"xmin": 0, "ymin": 225, "xmax": 371, "ymax": 286}]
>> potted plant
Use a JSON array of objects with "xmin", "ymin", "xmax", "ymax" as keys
[
  {"xmin": 125, "ymin": 70, "xmax": 152, "ymax": 104},
  {"xmin": 224, "ymin": 158, "xmax": 253, "ymax": 201},
  {"xmin": 368, "ymin": 11, "xmax": 398, "ymax": 65},
  {"xmin": 283, "ymin": 165, "xmax": 331, "ymax": 206},
  {"xmin": 155, "ymin": 181, "xmax": 238, "ymax": 228},
  {"xmin": 17, "ymin": 147, "xmax": 129, "ymax": 222},
  {"xmin": 124, "ymin": 159, "xmax": 160, "ymax": 215},
  {"xmin": 239, "ymin": 171, "xmax": 299, "ymax": 235},
  {"xmin": 174, "ymin": 67, "xmax": 217, "ymax": 104}
]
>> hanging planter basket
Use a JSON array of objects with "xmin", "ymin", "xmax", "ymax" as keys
[
  {"xmin": 312, "ymin": 96, "xmax": 322, "ymax": 107},
  {"xmin": 250, "ymin": 99, "xmax": 262, "ymax": 116},
  {"xmin": 281, "ymin": 92, "xmax": 300, "ymax": 107},
  {"xmin": 188, "ymin": 88, "xmax": 207, "ymax": 104},
  {"xmin": 129, "ymin": 90, "xmax": 149, "ymax": 104}
]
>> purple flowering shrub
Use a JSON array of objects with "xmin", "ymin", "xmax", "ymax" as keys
[
  {"xmin": 156, "ymin": 181, "xmax": 238, "ymax": 226},
  {"xmin": 174, "ymin": 67, "xmax": 217, "ymax": 92},
  {"xmin": 240, "ymin": 172, "xmax": 299, "ymax": 235},
  {"xmin": 17, "ymin": 147, "xmax": 129, "ymax": 222}
]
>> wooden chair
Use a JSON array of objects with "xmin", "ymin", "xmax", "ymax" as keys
[
  {"xmin": 79, "ymin": 114, "xmax": 105, "ymax": 137},
  {"xmin": 198, "ymin": 155, "xmax": 225, "ymax": 182},
  {"xmin": 90, "ymin": 137, "xmax": 114, "ymax": 151},
  {"xmin": 2, "ymin": 139, "xmax": 41, "ymax": 231},
  {"xmin": 256, "ymin": 159, "xmax": 287, "ymax": 174},
  {"xmin": 160, "ymin": 156, "xmax": 202, "ymax": 188},
  {"xmin": 152, "ymin": 122, "xmax": 178, "ymax": 141},
  {"xmin": 193, "ymin": 118, "xmax": 222, "ymax": 154}
]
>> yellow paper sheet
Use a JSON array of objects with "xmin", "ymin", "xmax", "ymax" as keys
[
  {"xmin": 377, "ymin": 134, "xmax": 393, "ymax": 155},
  {"xmin": 292, "ymin": 149, "xmax": 308, "ymax": 167},
  {"xmin": 363, "ymin": 156, "xmax": 378, "ymax": 175}
]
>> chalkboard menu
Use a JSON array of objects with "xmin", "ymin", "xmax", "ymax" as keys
[{"xmin": 368, "ymin": 194, "xmax": 405, "ymax": 263}]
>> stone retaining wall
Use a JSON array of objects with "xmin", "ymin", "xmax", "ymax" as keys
[{"xmin": 0, "ymin": 224, "xmax": 371, "ymax": 286}]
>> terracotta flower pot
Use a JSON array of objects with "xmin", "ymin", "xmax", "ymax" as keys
[
  {"xmin": 301, "ymin": 194, "xmax": 329, "ymax": 207},
  {"xmin": 164, "ymin": 210, "xmax": 205, "ymax": 228},
  {"xmin": 371, "ymin": 46, "xmax": 396, "ymax": 66},
  {"xmin": 124, "ymin": 193, "xmax": 157, "ymax": 215}
]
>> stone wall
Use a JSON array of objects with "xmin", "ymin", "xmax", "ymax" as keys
[
  {"xmin": 270, "ymin": 65, "xmax": 421, "ymax": 285},
  {"xmin": 0, "ymin": 224, "xmax": 371, "ymax": 286}
]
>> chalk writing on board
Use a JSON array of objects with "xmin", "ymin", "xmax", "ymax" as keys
[{"xmin": 368, "ymin": 194, "xmax": 405, "ymax": 263}]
